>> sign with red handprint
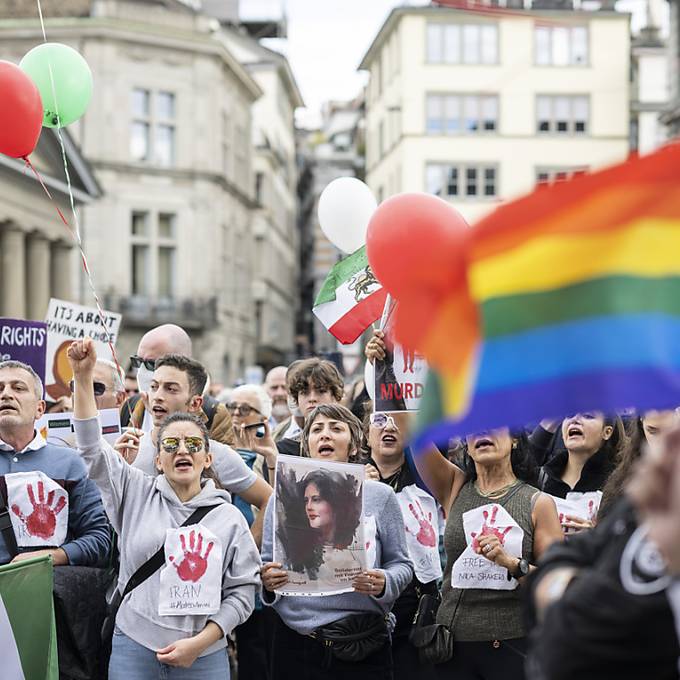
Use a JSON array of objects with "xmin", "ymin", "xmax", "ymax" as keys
[
  {"xmin": 451, "ymin": 503, "xmax": 523, "ymax": 591},
  {"xmin": 397, "ymin": 485, "xmax": 442, "ymax": 582},
  {"xmin": 7, "ymin": 471, "xmax": 68, "ymax": 547},
  {"xmin": 158, "ymin": 524, "xmax": 222, "ymax": 616},
  {"xmin": 552, "ymin": 491, "xmax": 602, "ymax": 534}
]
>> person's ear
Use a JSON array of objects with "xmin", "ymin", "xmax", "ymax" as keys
[
  {"xmin": 188, "ymin": 395, "xmax": 203, "ymax": 413},
  {"xmin": 203, "ymin": 452, "xmax": 213, "ymax": 470},
  {"xmin": 35, "ymin": 399, "xmax": 46, "ymax": 420},
  {"xmin": 602, "ymin": 425, "xmax": 614, "ymax": 441},
  {"xmin": 116, "ymin": 391, "xmax": 126, "ymax": 408},
  {"xmin": 155, "ymin": 454, "xmax": 163, "ymax": 473}
]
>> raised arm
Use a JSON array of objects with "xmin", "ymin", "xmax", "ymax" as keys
[
  {"xmin": 412, "ymin": 443, "xmax": 465, "ymax": 512},
  {"xmin": 67, "ymin": 338, "xmax": 99, "ymax": 420}
]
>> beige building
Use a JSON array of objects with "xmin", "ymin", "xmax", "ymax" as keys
[
  {"xmin": 0, "ymin": 0, "xmax": 263, "ymax": 382},
  {"xmin": 218, "ymin": 26, "xmax": 304, "ymax": 368},
  {"xmin": 359, "ymin": 4, "xmax": 631, "ymax": 224}
]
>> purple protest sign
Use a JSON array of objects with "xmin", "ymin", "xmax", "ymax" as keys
[{"xmin": 0, "ymin": 318, "xmax": 48, "ymax": 388}]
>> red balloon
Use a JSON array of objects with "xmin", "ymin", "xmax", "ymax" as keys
[
  {"xmin": 0, "ymin": 61, "xmax": 43, "ymax": 159},
  {"xmin": 366, "ymin": 193, "xmax": 469, "ymax": 298}
]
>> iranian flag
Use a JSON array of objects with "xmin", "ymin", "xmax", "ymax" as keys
[
  {"xmin": 313, "ymin": 246, "xmax": 387, "ymax": 344},
  {"xmin": 0, "ymin": 556, "xmax": 58, "ymax": 680}
]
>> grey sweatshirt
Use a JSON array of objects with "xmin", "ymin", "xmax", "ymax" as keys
[
  {"xmin": 261, "ymin": 479, "xmax": 413, "ymax": 634},
  {"xmin": 74, "ymin": 416, "xmax": 261, "ymax": 656}
]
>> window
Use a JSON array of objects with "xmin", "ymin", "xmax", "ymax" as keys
[
  {"xmin": 130, "ymin": 88, "xmax": 176, "ymax": 166},
  {"xmin": 426, "ymin": 163, "xmax": 498, "ymax": 199},
  {"xmin": 535, "ymin": 167, "xmax": 588, "ymax": 186},
  {"xmin": 535, "ymin": 25, "xmax": 588, "ymax": 66},
  {"xmin": 130, "ymin": 211, "xmax": 177, "ymax": 298},
  {"xmin": 427, "ymin": 94, "xmax": 498, "ymax": 134},
  {"xmin": 427, "ymin": 23, "xmax": 498, "ymax": 65},
  {"xmin": 536, "ymin": 95, "xmax": 589, "ymax": 134}
]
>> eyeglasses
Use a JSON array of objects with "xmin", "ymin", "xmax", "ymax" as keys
[
  {"xmin": 226, "ymin": 402, "xmax": 262, "ymax": 417},
  {"xmin": 370, "ymin": 413, "xmax": 399, "ymax": 430},
  {"xmin": 130, "ymin": 355, "xmax": 156, "ymax": 371},
  {"xmin": 69, "ymin": 380, "xmax": 107, "ymax": 397},
  {"xmin": 160, "ymin": 436, "xmax": 205, "ymax": 455}
]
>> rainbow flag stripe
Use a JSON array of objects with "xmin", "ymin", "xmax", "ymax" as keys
[{"xmin": 414, "ymin": 143, "xmax": 680, "ymax": 446}]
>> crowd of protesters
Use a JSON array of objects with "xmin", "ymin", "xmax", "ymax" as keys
[{"xmin": 1, "ymin": 322, "xmax": 680, "ymax": 680}]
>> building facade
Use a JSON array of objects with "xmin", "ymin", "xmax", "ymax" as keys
[
  {"xmin": 0, "ymin": 0, "xmax": 263, "ymax": 382},
  {"xmin": 661, "ymin": 0, "xmax": 680, "ymax": 135},
  {"xmin": 359, "ymin": 3, "xmax": 631, "ymax": 224}
]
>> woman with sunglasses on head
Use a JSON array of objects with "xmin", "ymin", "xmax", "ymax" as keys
[
  {"xmin": 67, "ymin": 338, "xmax": 261, "ymax": 680},
  {"xmin": 260, "ymin": 403, "xmax": 413, "ymax": 680},
  {"xmin": 363, "ymin": 406, "xmax": 441, "ymax": 680}
]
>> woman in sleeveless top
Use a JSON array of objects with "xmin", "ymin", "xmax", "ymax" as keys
[{"xmin": 414, "ymin": 429, "xmax": 563, "ymax": 680}]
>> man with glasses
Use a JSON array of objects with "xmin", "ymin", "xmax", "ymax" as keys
[
  {"xmin": 121, "ymin": 324, "xmax": 235, "ymax": 445},
  {"xmin": 71, "ymin": 358, "xmax": 126, "ymax": 411},
  {"xmin": 118, "ymin": 354, "xmax": 272, "ymax": 546}
]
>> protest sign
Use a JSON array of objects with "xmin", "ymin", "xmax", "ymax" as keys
[
  {"xmin": 552, "ymin": 491, "xmax": 602, "ymax": 534},
  {"xmin": 37, "ymin": 408, "xmax": 122, "ymax": 448},
  {"xmin": 374, "ymin": 297, "xmax": 427, "ymax": 412},
  {"xmin": 273, "ymin": 454, "xmax": 366, "ymax": 596},
  {"xmin": 0, "ymin": 318, "xmax": 48, "ymax": 388},
  {"xmin": 44, "ymin": 298, "xmax": 122, "ymax": 401}
]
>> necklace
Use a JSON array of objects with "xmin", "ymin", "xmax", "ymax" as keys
[{"xmin": 474, "ymin": 478, "xmax": 519, "ymax": 499}]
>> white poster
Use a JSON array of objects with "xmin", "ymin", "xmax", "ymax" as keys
[
  {"xmin": 37, "ymin": 408, "xmax": 122, "ymax": 449},
  {"xmin": 397, "ymin": 485, "xmax": 442, "ymax": 583},
  {"xmin": 273, "ymin": 454, "xmax": 367, "ymax": 596},
  {"xmin": 552, "ymin": 491, "xmax": 602, "ymax": 533},
  {"xmin": 44, "ymin": 299, "xmax": 122, "ymax": 402},
  {"xmin": 158, "ymin": 525, "xmax": 223, "ymax": 616},
  {"xmin": 451, "ymin": 503, "xmax": 523, "ymax": 591},
  {"xmin": 6, "ymin": 471, "xmax": 69, "ymax": 548}
]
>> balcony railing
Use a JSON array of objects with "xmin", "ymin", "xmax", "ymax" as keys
[{"xmin": 103, "ymin": 294, "xmax": 219, "ymax": 330}]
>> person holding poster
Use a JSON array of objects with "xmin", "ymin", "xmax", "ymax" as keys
[
  {"xmin": 260, "ymin": 403, "xmax": 412, "ymax": 680},
  {"xmin": 68, "ymin": 338, "xmax": 261, "ymax": 679},
  {"xmin": 412, "ymin": 429, "xmax": 562, "ymax": 680}
]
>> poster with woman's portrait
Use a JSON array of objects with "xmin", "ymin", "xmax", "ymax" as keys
[{"xmin": 273, "ymin": 454, "xmax": 367, "ymax": 596}]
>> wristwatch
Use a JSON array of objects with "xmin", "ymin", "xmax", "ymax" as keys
[{"xmin": 507, "ymin": 558, "xmax": 530, "ymax": 581}]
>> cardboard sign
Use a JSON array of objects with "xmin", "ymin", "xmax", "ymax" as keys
[
  {"xmin": 44, "ymin": 299, "xmax": 122, "ymax": 401},
  {"xmin": 7, "ymin": 471, "xmax": 68, "ymax": 548},
  {"xmin": 159, "ymin": 524, "xmax": 222, "ymax": 616},
  {"xmin": 37, "ymin": 408, "xmax": 122, "ymax": 449},
  {"xmin": 0, "ymin": 318, "xmax": 48, "ymax": 388},
  {"xmin": 374, "ymin": 297, "xmax": 427, "ymax": 412},
  {"xmin": 451, "ymin": 503, "xmax": 523, "ymax": 591},
  {"xmin": 273, "ymin": 454, "xmax": 367, "ymax": 596}
]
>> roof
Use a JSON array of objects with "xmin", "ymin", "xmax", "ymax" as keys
[{"xmin": 0, "ymin": 0, "xmax": 198, "ymax": 19}]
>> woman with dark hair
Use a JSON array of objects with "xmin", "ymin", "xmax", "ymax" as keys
[
  {"xmin": 260, "ymin": 403, "xmax": 412, "ymax": 680},
  {"xmin": 536, "ymin": 413, "xmax": 625, "ymax": 532},
  {"xmin": 412, "ymin": 428, "xmax": 562, "ymax": 680},
  {"xmin": 67, "ymin": 338, "xmax": 261, "ymax": 680}
]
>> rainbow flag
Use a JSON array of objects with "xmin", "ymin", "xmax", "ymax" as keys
[{"xmin": 411, "ymin": 143, "xmax": 680, "ymax": 447}]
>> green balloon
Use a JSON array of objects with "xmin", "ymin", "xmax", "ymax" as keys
[{"xmin": 20, "ymin": 43, "xmax": 93, "ymax": 129}]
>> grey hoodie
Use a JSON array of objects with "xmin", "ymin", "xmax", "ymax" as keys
[
  {"xmin": 74, "ymin": 416, "xmax": 261, "ymax": 656},
  {"xmin": 261, "ymin": 479, "xmax": 413, "ymax": 635}
]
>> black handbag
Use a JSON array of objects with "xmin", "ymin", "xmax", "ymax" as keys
[{"xmin": 310, "ymin": 612, "xmax": 389, "ymax": 665}]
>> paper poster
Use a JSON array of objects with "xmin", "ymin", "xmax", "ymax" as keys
[
  {"xmin": 273, "ymin": 454, "xmax": 367, "ymax": 596},
  {"xmin": 397, "ymin": 484, "xmax": 442, "ymax": 583},
  {"xmin": 0, "ymin": 318, "xmax": 48, "ymax": 388},
  {"xmin": 374, "ymin": 297, "xmax": 427, "ymax": 412},
  {"xmin": 451, "ymin": 503, "xmax": 523, "ymax": 591},
  {"xmin": 552, "ymin": 491, "xmax": 602, "ymax": 533},
  {"xmin": 6, "ymin": 471, "xmax": 69, "ymax": 548},
  {"xmin": 158, "ymin": 525, "xmax": 222, "ymax": 616},
  {"xmin": 37, "ymin": 408, "xmax": 122, "ymax": 449},
  {"xmin": 44, "ymin": 299, "xmax": 122, "ymax": 401}
]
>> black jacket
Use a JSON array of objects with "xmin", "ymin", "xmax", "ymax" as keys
[
  {"xmin": 539, "ymin": 445, "xmax": 616, "ymax": 499},
  {"xmin": 525, "ymin": 497, "xmax": 679, "ymax": 680}
]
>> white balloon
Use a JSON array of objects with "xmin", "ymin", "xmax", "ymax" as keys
[
  {"xmin": 364, "ymin": 359, "xmax": 375, "ymax": 401},
  {"xmin": 318, "ymin": 177, "xmax": 377, "ymax": 254}
]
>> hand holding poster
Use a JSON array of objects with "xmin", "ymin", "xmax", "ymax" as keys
[
  {"xmin": 374, "ymin": 297, "xmax": 427, "ymax": 412},
  {"xmin": 0, "ymin": 318, "xmax": 48, "ymax": 387},
  {"xmin": 273, "ymin": 454, "xmax": 367, "ymax": 596},
  {"xmin": 37, "ymin": 408, "xmax": 122, "ymax": 448},
  {"xmin": 44, "ymin": 298, "xmax": 122, "ymax": 401}
]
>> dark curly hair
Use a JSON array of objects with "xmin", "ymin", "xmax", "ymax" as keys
[
  {"xmin": 286, "ymin": 358, "xmax": 344, "ymax": 405},
  {"xmin": 275, "ymin": 465, "xmax": 362, "ymax": 580}
]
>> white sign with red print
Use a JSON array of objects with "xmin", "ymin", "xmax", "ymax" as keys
[
  {"xmin": 451, "ymin": 503, "xmax": 523, "ymax": 591},
  {"xmin": 158, "ymin": 524, "xmax": 223, "ymax": 616},
  {"xmin": 397, "ymin": 485, "xmax": 442, "ymax": 583},
  {"xmin": 6, "ymin": 471, "xmax": 69, "ymax": 547},
  {"xmin": 552, "ymin": 491, "xmax": 602, "ymax": 534}
]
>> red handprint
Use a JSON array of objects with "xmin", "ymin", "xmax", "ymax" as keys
[
  {"xmin": 470, "ymin": 506, "xmax": 512, "ymax": 551},
  {"xmin": 586, "ymin": 499, "xmax": 596, "ymax": 522},
  {"xmin": 169, "ymin": 530, "xmax": 214, "ymax": 583},
  {"xmin": 11, "ymin": 481, "xmax": 66, "ymax": 540},
  {"xmin": 405, "ymin": 499, "xmax": 436, "ymax": 547}
]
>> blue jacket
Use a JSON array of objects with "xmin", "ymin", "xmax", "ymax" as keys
[{"xmin": 0, "ymin": 441, "xmax": 111, "ymax": 566}]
